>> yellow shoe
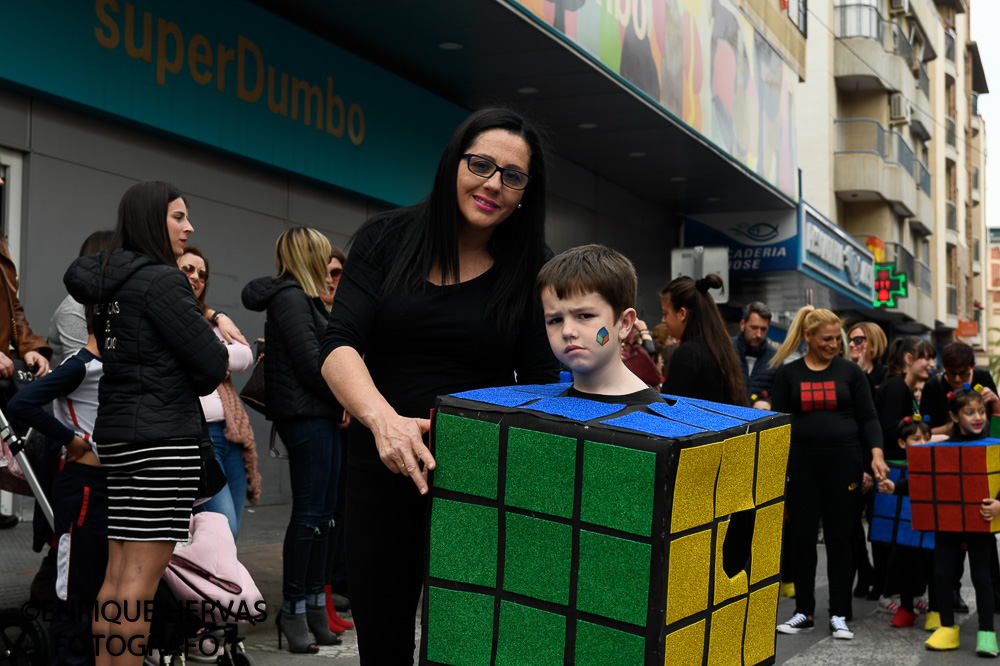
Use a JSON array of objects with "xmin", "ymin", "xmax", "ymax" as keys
[
  {"xmin": 780, "ymin": 582, "xmax": 796, "ymax": 598},
  {"xmin": 924, "ymin": 611, "xmax": 941, "ymax": 632},
  {"xmin": 925, "ymin": 625, "xmax": 960, "ymax": 651}
]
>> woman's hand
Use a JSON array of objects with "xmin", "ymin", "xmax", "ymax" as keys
[
  {"xmin": 877, "ymin": 478, "xmax": 895, "ymax": 494},
  {"xmin": 870, "ymin": 448, "xmax": 890, "ymax": 483},
  {"xmin": 24, "ymin": 350, "xmax": 49, "ymax": 377},
  {"xmin": 215, "ymin": 315, "xmax": 249, "ymax": 347},
  {"xmin": 371, "ymin": 412, "xmax": 435, "ymax": 494},
  {"xmin": 861, "ymin": 472, "xmax": 873, "ymax": 494},
  {"xmin": 981, "ymin": 498, "xmax": 1000, "ymax": 522}
]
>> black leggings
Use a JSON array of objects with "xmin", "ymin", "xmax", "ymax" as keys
[
  {"xmin": 786, "ymin": 446, "xmax": 863, "ymax": 619},
  {"xmin": 935, "ymin": 532, "xmax": 995, "ymax": 631},
  {"xmin": 886, "ymin": 546, "xmax": 935, "ymax": 613},
  {"xmin": 345, "ymin": 462, "xmax": 428, "ymax": 665}
]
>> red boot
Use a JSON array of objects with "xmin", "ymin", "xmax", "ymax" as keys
[
  {"xmin": 325, "ymin": 585, "xmax": 347, "ymax": 634},
  {"xmin": 891, "ymin": 607, "xmax": 917, "ymax": 627}
]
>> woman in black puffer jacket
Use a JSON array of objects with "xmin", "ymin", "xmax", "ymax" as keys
[
  {"xmin": 64, "ymin": 181, "xmax": 228, "ymax": 666},
  {"xmin": 242, "ymin": 227, "xmax": 343, "ymax": 653}
]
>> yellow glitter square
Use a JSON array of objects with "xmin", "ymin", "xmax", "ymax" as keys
[
  {"xmin": 716, "ymin": 433, "xmax": 757, "ymax": 518},
  {"xmin": 744, "ymin": 583, "xmax": 780, "ymax": 665},
  {"xmin": 671, "ymin": 442, "xmax": 723, "ymax": 534},
  {"xmin": 990, "ymin": 474, "xmax": 1000, "ymax": 500},
  {"xmin": 708, "ymin": 597, "xmax": 747, "ymax": 666},
  {"xmin": 755, "ymin": 425, "xmax": 791, "ymax": 505},
  {"xmin": 750, "ymin": 502, "xmax": 784, "ymax": 585},
  {"xmin": 713, "ymin": 520, "xmax": 749, "ymax": 605},
  {"xmin": 665, "ymin": 529, "xmax": 712, "ymax": 624},
  {"xmin": 663, "ymin": 619, "xmax": 705, "ymax": 666},
  {"xmin": 989, "ymin": 445, "xmax": 1000, "ymax": 474}
]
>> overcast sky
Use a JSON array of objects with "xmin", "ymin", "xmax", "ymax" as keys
[{"xmin": 970, "ymin": 0, "xmax": 995, "ymax": 228}]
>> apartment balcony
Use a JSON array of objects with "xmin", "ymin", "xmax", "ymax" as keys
[
  {"xmin": 912, "ymin": 62, "xmax": 934, "ymax": 141},
  {"xmin": 972, "ymin": 92, "xmax": 982, "ymax": 137},
  {"xmin": 835, "ymin": 118, "xmax": 916, "ymax": 216},
  {"xmin": 947, "ymin": 283, "xmax": 959, "ymax": 329},
  {"xmin": 834, "ymin": 4, "xmax": 915, "ymax": 95},
  {"xmin": 974, "ymin": 236, "xmax": 982, "ymax": 275},
  {"xmin": 946, "ymin": 199, "xmax": 959, "ymax": 245},
  {"xmin": 973, "ymin": 167, "xmax": 981, "ymax": 205},
  {"xmin": 944, "ymin": 31, "xmax": 957, "ymax": 78},
  {"xmin": 911, "ymin": 159, "xmax": 934, "ymax": 234},
  {"xmin": 916, "ymin": 259, "xmax": 934, "ymax": 327},
  {"xmin": 945, "ymin": 116, "xmax": 958, "ymax": 163}
]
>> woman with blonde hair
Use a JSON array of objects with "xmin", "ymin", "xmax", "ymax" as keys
[
  {"xmin": 848, "ymin": 321, "xmax": 888, "ymax": 392},
  {"xmin": 242, "ymin": 227, "xmax": 344, "ymax": 652},
  {"xmin": 771, "ymin": 306, "xmax": 888, "ymax": 642}
]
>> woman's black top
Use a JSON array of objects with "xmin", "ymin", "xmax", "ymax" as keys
[
  {"xmin": 662, "ymin": 340, "xmax": 727, "ymax": 404},
  {"xmin": 875, "ymin": 375, "xmax": 919, "ymax": 462},
  {"xmin": 321, "ymin": 217, "xmax": 560, "ymax": 470},
  {"xmin": 770, "ymin": 356, "xmax": 881, "ymax": 452}
]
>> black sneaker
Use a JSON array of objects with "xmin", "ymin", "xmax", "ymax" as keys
[
  {"xmin": 777, "ymin": 613, "xmax": 814, "ymax": 634},
  {"xmin": 954, "ymin": 590, "xmax": 970, "ymax": 613}
]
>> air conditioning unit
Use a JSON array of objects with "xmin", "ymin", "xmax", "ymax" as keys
[
  {"xmin": 890, "ymin": 0, "xmax": 910, "ymax": 14},
  {"xmin": 890, "ymin": 92, "xmax": 911, "ymax": 124}
]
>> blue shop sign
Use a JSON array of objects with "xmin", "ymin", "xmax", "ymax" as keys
[
  {"xmin": 0, "ymin": 0, "xmax": 466, "ymax": 206},
  {"xmin": 800, "ymin": 203, "xmax": 875, "ymax": 303},
  {"xmin": 682, "ymin": 210, "xmax": 798, "ymax": 273}
]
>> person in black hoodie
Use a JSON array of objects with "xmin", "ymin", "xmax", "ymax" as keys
[
  {"xmin": 242, "ymin": 227, "xmax": 344, "ymax": 654},
  {"xmin": 63, "ymin": 181, "xmax": 228, "ymax": 666}
]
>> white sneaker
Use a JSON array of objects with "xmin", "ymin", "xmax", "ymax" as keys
[
  {"xmin": 878, "ymin": 595, "xmax": 900, "ymax": 614},
  {"xmin": 830, "ymin": 615, "xmax": 854, "ymax": 640},
  {"xmin": 914, "ymin": 595, "xmax": 930, "ymax": 614},
  {"xmin": 777, "ymin": 613, "xmax": 815, "ymax": 634}
]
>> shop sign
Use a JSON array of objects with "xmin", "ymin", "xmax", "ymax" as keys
[
  {"xmin": 0, "ymin": 0, "xmax": 467, "ymax": 206},
  {"xmin": 682, "ymin": 210, "xmax": 798, "ymax": 273},
  {"xmin": 801, "ymin": 203, "xmax": 875, "ymax": 303},
  {"xmin": 957, "ymin": 320, "xmax": 979, "ymax": 338},
  {"xmin": 873, "ymin": 263, "xmax": 907, "ymax": 308}
]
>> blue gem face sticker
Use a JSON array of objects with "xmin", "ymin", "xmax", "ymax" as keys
[{"xmin": 597, "ymin": 327, "xmax": 610, "ymax": 346}]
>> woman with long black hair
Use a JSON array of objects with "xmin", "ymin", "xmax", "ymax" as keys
[
  {"xmin": 64, "ymin": 181, "xmax": 228, "ymax": 666},
  {"xmin": 320, "ymin": 107, "xmax": 560, "ymax": 663}
]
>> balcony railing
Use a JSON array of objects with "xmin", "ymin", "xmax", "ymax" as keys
[
  {"xmin": 947, "ymin": 284, "xmax": 958, "ymax": 316},
  {"xmin": 917, "ymin": 61, "xmax": 930, "ymax": 99},
  {"xmin": 917, "ymin": 159, "xmax": 931, "ymax": 197},
  {"xmin": 834, "ymin": 5, "xmax": 913, "ymax": 60},
  {"xmin": 835, "ymin": 118, "xmax": 917, "ymax": 179},
  {"xmin": 945, "ymin": 31, "xmax": 956, "ymax": 62},
  {"xmin": 946, "ymin": 116, "xmax": 956, "ymax": 147},
  {"xmin": 916, "ymin": 259, "xmax": 932, "ymax": 294},
  {"xmin": 947, "ymin": 200, "xmax": 957, "ymax": 231}
]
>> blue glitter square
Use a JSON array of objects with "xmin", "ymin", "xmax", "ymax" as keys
[
  {"xmin": 873, "ymin": 493, "xmax": 897, "ymax": 519},
  {"xmin": 524, "ymin": 397, "xmax": 625, "ymax": 422},
  {"xmin": 599, "ymin": 411, "xmax": 704, "ymax": 438},
  {"xmin": 511, "ymin": 383, "xmax": 573, "ymax": 397},
  {"xmin": 663, "ymin": 396, "xmax": 773, "ymax": 421},
  {"xmin": 870, "ymin": 517, "xmax": 894, "ymax": 543},
  {"xmin": 452, "ymin": 387, "xmax": 540, "ymax": 408},
  {"xmin": 647, "ymin": 401, "xmax": 743, "ymax": 431},
  {"xmin": 896, "ymin": 521, "xmax": 921, "ymax": 548}
]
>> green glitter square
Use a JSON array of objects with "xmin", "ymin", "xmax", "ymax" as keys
[
  {"xmin": 496, "ymin": 601, "xmax": 566, "ymax": 665},
  {"xmin": 580, "ymin": 440, "xmax": 656, "ymax": 537},
  {"xmin": 426, "ymin": 586, "xmax": 494, "ymax": 666},
  {"xmin": 576, "ymin": 530, "xmax": 651, "ymax": 626},
  {"xmin": 503, "ymin": 513, "xmax": 572, "ymax": 604},
  {"xmin": 505, "ymin": 427, "xmax": 577, "ymax": 518},
  {"xmin": 428, "ymin": 498, "xmax": 497, "ymax": 587},
  {"xmin": 434, "ymin": 413, "xmax": 500, "ymax": 499},
  {"xmin": 574, "ymin": 619, "xmax": 645, "ymax": 666}
]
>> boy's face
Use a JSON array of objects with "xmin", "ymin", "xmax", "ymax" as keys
[{"xmin": 541, "ymin": 287, "xmax": 632, "ymax": 378}]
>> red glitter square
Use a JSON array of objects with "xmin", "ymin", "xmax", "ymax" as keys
[
  {"xmin": 911, "ymin": 502, "xmax": 935, "ymax": 531},
  {"xmin": 908, "ymin": 446, "xmax": 933, "ymax": 473},
  {"xmin": 964, "ymin": 504, "xmax": 991, "ymax": 533},
  {"xmin": 935, "ymin": 475, "xmax": 962, "ymax": 502},
  {"xmin": 936, "ymin": 447, "xmax": 961, "ymax": 474},
  {"xmin": 937, "ymin": 504, "xmax": 964, "ymax": 531},
  {"xmin": 963, "ymin": 447, "xmax": 987, "ymax": 473},
  {"xmin": 909, "ymin": 473, "xmax": 933, "ymax": 501},
  {"xmin": 963, "ymin": 475, "xmax": 991, "ymax": 503}
]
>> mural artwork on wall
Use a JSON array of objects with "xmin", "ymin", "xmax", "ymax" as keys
[{"xmin": 515, "ymin": 0, "xmax": 799, "ymax": 201}]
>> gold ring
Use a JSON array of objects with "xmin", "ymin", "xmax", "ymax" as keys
[{"xmin": 398, "ymin": 462, "xmax": 406, "ymax": 471}]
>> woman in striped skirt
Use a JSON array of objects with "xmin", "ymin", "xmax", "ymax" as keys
[{"xmin": 64, "ymin": 181, "xmax": 229, "ymax": 665}]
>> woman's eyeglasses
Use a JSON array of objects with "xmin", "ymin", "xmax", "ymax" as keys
[
  {"xmin": 462, "ymin": 154, "xmax": 532, "ymax": 190},
  {"xmin": 848, "ymin": 336, "xmax": 866, "ymax": 346},
  {"xmin": 180, "ymin": 264, "xmax": 208, "ymax": 280},
  {"xmin": 329, "ymin": 268, "xmax": 343, "ymax": 280}
]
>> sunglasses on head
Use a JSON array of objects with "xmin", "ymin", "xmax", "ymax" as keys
[
  {"xmin": 180, "ymin": 264, "xmax": 208, "ymax": 280},
  {"xmin": 329, "ymin": 268, "xmax": 343, "ymax": 279}
]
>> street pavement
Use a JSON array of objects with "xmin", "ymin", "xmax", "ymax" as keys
[{"xmin": 2, "ymin": 501, "xmax": 996, "ymax": 664}]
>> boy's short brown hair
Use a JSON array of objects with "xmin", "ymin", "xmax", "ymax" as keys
[{"xmin": 536, "ymin": 244, "xmax": 637, "ymax": 319}]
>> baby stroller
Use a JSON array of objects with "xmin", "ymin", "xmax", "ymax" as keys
[{"xmin": 0, "ymin": 407, "xmax": 263, "ymax": 666}]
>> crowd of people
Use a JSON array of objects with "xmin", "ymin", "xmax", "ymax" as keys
[{"xmin": 2, "ymin": 107, "xmax": 999, "ymax": 664}]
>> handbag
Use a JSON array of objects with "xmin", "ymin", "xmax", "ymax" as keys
[
  {"xmin": 194, "ymin": 406, "xmax": 227, "ymax": 507},
  {"xmin": 238, "ymin": 338, "xmax": 266, "ymax": 415}
]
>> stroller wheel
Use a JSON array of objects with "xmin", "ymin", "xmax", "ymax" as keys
[
  {"xmin": 229, "ymin": 652, "xmax": 254, "ymax": 666},
  {"xmin": 0, "ymin": 607, "xmax": 50, "ymax": 665}
]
